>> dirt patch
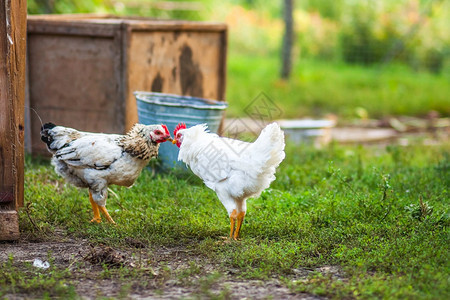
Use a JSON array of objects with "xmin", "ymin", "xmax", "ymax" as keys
[
  {"xmin": 0, "ymin": 235, "xmax": 330, "ymax": 299},
  {"xmin": 82, "ymin": 245, "xmax": 129, "ymax": 267},
  {"xmin": 0, "ymin": 237, "xmax": 90, "ymax": 267}
]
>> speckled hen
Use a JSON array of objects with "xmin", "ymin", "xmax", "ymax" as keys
[{"xmin": 40, "ymin": 122, "xmax": 171, "ymax": 224}]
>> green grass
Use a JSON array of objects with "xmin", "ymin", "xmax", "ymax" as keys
[
  {"xmin": 226, "ymin": 54, "xmax": 450, "ymax": 120},
  {"xmin": 1, "ymin": 141, "xmax": 448, "ymax": 299},
  {"xmin": 0, "ymin": 255, "xmax": 78, "ymax": 298}
]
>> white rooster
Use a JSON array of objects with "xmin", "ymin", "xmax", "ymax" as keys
[
  {"xmin": 172, "ymin": 123, "xmax": 285, "ymax": 239},
  {"xmin": 40, "ymin": 122, "xmax": 171, "ymax": 224}
]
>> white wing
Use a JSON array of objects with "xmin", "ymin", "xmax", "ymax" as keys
[
  {"xmin": 55, "ymin": 134, "xmax": 123, "ymax": 170},
  {"xmin": 182, "ymin": 135, "xmax": 250, "ymax": 190}
]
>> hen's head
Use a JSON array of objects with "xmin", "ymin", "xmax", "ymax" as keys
[
  {"xmin": 148, "ymin": 124, "xmax": 171, "ymax": 143},
  {"xmin": 172, "ymin": 123, "xmax": 187, "ymax": 148}
]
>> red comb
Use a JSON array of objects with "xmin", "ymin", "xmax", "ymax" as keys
[
  {"xmin": 173, "ymin": 123, "xmax": 186, "ymax": 136},
  {"xmin": 161, "ymin": 124, "xmax": 170, "ymax": 135}
]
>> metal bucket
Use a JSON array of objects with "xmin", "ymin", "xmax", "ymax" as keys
[
  {"xmin": 277, "ymin": 119, "xmax": 336, "ymax": 148},
  {"xmin": 135, "ymin": 91, "xmax": 228, "ymax": 169}
]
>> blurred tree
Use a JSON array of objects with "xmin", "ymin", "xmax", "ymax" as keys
[{"xmin": 281, "ymin": 0, "xmax": 293, "ymax": 79}]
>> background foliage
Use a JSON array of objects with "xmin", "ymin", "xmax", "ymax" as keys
[
  {"xmin": 26, "ymin": 1, "xmax": 449, "ymax": 119},
  {"xmin": 28, "ymin": 0, "xmax": 450, "ymax": 73}
]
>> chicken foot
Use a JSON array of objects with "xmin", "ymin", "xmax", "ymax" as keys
[
  {"xmin": 98, "ymin": 206, "xmax": 116, "ymax": 225},
  {"xmin": 229, "ymin": 209, "xmax": 246, "ymax": 240},
  {"xmin": 88, "ymin": 191, "xmax": 116, "ymax": 224},
  {"xmin": 89, "ymin": 192, "xmax": 101, "ymax": 223},
  {"xmin": 234, "ymin": 211, "xmax": 245, "ymax": 240},
  {"xmin": 229, "ymin": 209, "xmax": 237, "ymax": 239}
]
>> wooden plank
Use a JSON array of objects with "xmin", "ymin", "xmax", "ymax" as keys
[
  {"xmin": 24, "ymin": 47, "xmax": 31, "ymax": 153},
  {"xmin": 0, "ymin": 211, "xmax": 19, "ymax": 240},
  {"xmin": 28, "ymin": 14, "xmax": 227, "ymax": 32},
  {"xmin": 0, "ymin": 0, "xmax": 13, "ymax": 207},
  {"xmin": 28, "ymin": 33, "xmax": 123, "ymax": 156},
  {"xmin": 217, "ymin": 30, "xmax": 228, "ymax": 135},
  {"xmin": 27, "ymin": 13, "xmax": 114, "ymax": 21},
  {"xmin": 126, "ymin": 30, "xmax": 226, "ymax": 129},
  {"xmin": 114, "ymin": 22, "xmax": 127, "ymax": 132},
  {"xmin": 121, "ymin": 24, "xmax": 132, "ymax": 130},
  {"xmin": 27, "ymin": 20, "xmax": 119, "ymax": 37},
  {"xmin": 217, "ymin": 30, "xmax": 228, "ymax": 101},
  {"xmin": 128, "ymin": 21, "xmax": 227, "ymax": 32},
  {"xmin": 0, "ymin": 0, "xmax": 26, "ymax": 240}
]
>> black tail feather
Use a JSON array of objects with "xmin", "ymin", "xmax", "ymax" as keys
[
  {"xmin": 40, "ymin": 122, "xmax": 57, "ymax": 147},
  {"xmin": 41, "ymin": 122, "xmax": 56, "ymax": 131}
]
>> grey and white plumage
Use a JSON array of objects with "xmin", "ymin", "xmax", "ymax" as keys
[{"xmin": 40, "ymin": 122, "xmax": 170, "ymax": 208}]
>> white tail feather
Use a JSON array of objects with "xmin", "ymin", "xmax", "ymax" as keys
[{"xmin": 250, "ymin": 123, "xmax": 286, "ymax": 173}]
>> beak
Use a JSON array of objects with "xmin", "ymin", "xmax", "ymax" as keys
[
  {"xmin": 172, "ymin": 139, "xmax": 177, "ymax": 144},
  {"xmin": 167, "ymin": 137, "xmax": 173, "ymax": 142}
]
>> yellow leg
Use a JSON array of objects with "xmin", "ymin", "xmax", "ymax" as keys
[
  {"xmin": 98, "ymin": 205, "xmax": 116, "ymax": 225},
  {"xmin": 89, "ymin": 192, "xmax": 101, "ymax": 223},
  {"xmin": 229, "ymin": 209, "xmax": 238, "ymax": 239},
  {"xmin": 234, "ymin": 212, "xmax": 246, "ymax": 240}
]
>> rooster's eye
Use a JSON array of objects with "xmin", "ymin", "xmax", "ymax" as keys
[{"xmin": 154, "ymin": 130, "xmax": 162, "ymax": 135}]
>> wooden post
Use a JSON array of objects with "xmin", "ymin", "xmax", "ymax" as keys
[{"xmin": 0, "ymin": 0, "xmax": 26, "ymax": 241}]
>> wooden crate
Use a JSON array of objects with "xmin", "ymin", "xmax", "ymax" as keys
[{"xmin": 26, "ymin": 14, "xmax": 227, "ymax": 155}]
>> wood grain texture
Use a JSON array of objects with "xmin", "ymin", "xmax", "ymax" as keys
[
  {"xmin": 126, "ymin": 30, "xmax": 226, "ymax": 129},
  {"xmin": 28, "ymin": 34, "xmax": 123, "ymax": 156},
  {"xmin": 0, "ymin": 0, "xmax": 26, "ymax": 240},
  {"xmin": 0, "ymin": 211, "xmax": 20, "ymax": 240}
]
